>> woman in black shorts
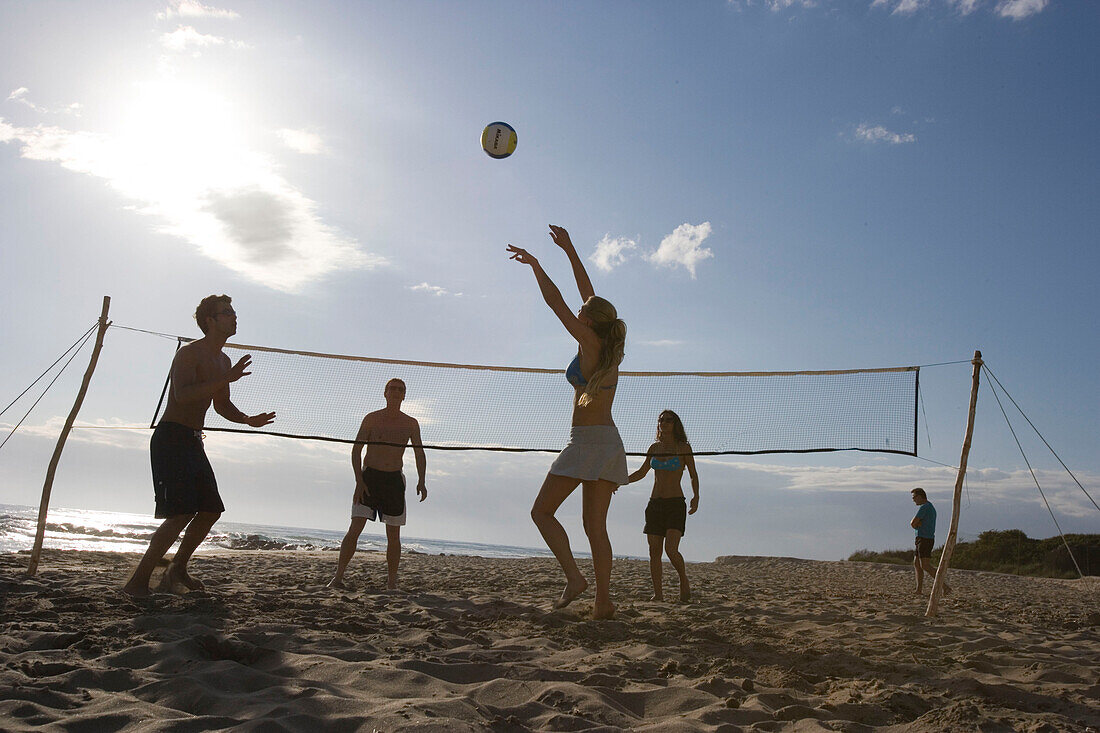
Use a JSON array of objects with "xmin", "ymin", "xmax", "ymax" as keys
[{"xmin": 627, "ymin": 410, "xmax": 699, "ymax": 601}]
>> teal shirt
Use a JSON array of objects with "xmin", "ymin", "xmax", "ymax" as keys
[{"xmin": 914, "ymin": 502, "xmax": 936, "ymax": 539}]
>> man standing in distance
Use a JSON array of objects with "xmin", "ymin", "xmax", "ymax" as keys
[
  {"xmin": 329, "ymin": 378, "xmax": 427, "ymax": 591},
  {"xmin": 123, "ymin": 295, "xmax": 275, "ymax": 597},
  {"xmin": 911, "ymin": 487, "xmax": 950, "ymax": 596}
]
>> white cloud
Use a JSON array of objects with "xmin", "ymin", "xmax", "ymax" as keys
[
  {"xmin": 589, "ymin": 234, "xmax": 637, "ymax": 272},
  {"xmin": 948, "ymin": 0, "xmax": 982, "ymax": 14},
  {"xmin": 871, "ymin": 0, "xmax": 1048, "ymax": 17},
  {"xmin": 6, "ymin": 88, "xmax": 80, "ymax": 116},
  {"xmin": 695, "ymin": 457, "xmax": 1100, "ymax": 519},
  {"xmin": 854, "ymin": 123, "xmax": 917, "ymax": 145},
  {"xmin": 2, "ymin": 416, "xmax": 149, "ymax": 451},
  {"xmin": 891, "ymin": 0, "xmax": 928, "ymax": 14},
  {"xmin": 409, "ymin": 282, "xmax": 462, "ymax": 297},
  {"xmin": 398, "ymin": 397, "xmax": 441, "ymax": 426},
  {"xmin": 160, "ymin": 26, "xmax": 249, "ymax": 51},
  {"xmin": 645, "ymin": 222, "xmax": 715, "ymax": 278},
  {"xmin": 159, "ymin": 0, "xmax": 240, "ymax": 20},
  {"xmin": 276, "ymin": 128, "xmax": 325, "ymax": 155},
  {"xmin": 7, "ymin": 87, "xmax": 41, "ymax": 112},
  {"xmin": 766, "ymin": 0, "xmax": 817, "ymax": 9},
  {"xmin": 747, "ymin": 0, "xmax": 1048, "ymax": 18},
  {"xmin": 1, "ymin": 87, "xmax": 383, "ymax": 291},
  {"xmin": 4, "ymin": 416, "xmax": 347, "ymax": 463},
  {"xmin": 161, "ymin": 26, "xmax": 224, "ymax": 50},
  {"xmin": 699, "ymin": 459, "xmax": 1100, "ymax": 519},
  {"xmin": 996, "ymin": 0, "xmax": 1048, "ymax": 20},
  {"xmin": 201, "ymin": 431, "xmax": 347, "ymax": 464}
]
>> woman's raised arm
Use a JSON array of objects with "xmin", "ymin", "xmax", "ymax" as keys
[
  {"xmin": 507, "ymin": 244, "xmax": 599, "ymax": 349},
  {"xmin": 549, "ymin": 225, "xmax": 595, "ymax": 302}
]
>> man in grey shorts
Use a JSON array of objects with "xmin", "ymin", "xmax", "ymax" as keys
[{"xmin": 328, "ymin": 378, "xmax": 427, "ymax": 590}]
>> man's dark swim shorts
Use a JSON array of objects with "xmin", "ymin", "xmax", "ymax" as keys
[
  {"xmin": 150, "ymin": 421, "xmax": 224, "ymax": 518},
  {"xmin": 356, "ymin": 467, "xmax": 406, "ymax": 524},
  {"xmin": 643, "ymin": 496, "xmax": 687, "ymax": 537},
  {"xmin": 915, "ymin": 536, "xmax": 934, "ymax": 558}
]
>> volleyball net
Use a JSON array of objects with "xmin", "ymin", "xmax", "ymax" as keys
[{"xmin": 151, "ymin": 339, "xmax": 919, "ymax": 456}]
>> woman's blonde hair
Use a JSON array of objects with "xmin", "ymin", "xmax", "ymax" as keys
[{"xmin": 577, "ymin": 296, "xmax": 626, "ymax": 407}]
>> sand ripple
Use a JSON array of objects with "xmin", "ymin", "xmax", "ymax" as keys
[{"xmin": 2, "ymin": 550, "xmax": 1098, "ymax": 731}]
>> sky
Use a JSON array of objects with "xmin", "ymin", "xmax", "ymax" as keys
[{"xmin": 1, "ymin": 0, "xmax": 1097, "ymax": 563}]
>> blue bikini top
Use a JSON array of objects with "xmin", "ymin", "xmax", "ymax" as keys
[
  {"xmin": 566, "ymin": 354, "xmax": 617, "ymax": 391},
  {"xmin": 566, "ymin": 354, "xmax": 587, "ymax": 388},
  {"xmin": 650, "ymin": 455, "xmax": 683, "ymax": 471}
]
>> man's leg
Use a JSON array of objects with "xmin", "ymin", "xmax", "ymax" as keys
[
  {"xmin": 328, "ymin": 516, "xmax": 368, "ymax": 588},
  {"xmin": 531, "ymin": 473, "xmax": 586, "ymax": 608},
  {"xmin": 913, "ymin": 552, "xmax": 924, "ymax": 594},
  {"xmin": 581, "ymin": 480, "xmax": 617, "ymax": 620},
  {"xmin": 386, "ymin": 523, "xmax": 401, "ymax": 590},
  {"xmin": 164, "ymin": 511, "xmax": 221, "ymax": 591},
  {"xmin": 122, "ymin": 514, "xmax": 193, "ymax": 596},
  {"xmin": 664, "ymin": 530, "xmax": 690, "ymax": 602},
  {"xmin": 647, "ymin": 534, "xmax": 665, "ymax": 600}
]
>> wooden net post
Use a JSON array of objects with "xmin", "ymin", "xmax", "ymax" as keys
[
  {"xmin": 26, "ymin": 296, "xmax": 112, "ymax": 576},
  {"xmin": 926, "ymin": 349, "xmax": 982, "ymax": 617}
]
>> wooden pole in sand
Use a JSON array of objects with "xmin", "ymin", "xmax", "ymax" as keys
[
  {"xmin": 926, "ymin": 349, "xmax": 983, "ymax": 617},
  {"xmin": 26, "ymin": 296, "xmax": 112, "ymax": 576}
]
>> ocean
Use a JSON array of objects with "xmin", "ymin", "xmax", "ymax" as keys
[{"xmin": 0, "ymin": 503, "xmax": 557, "ymax": 560}]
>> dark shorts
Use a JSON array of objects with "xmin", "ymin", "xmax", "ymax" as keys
[
  {"xmin": 915, "ymin": 536, "xmax": 934, "ymax": 558},
  {"xmin": 357, "ymin": 467, "xmax": 406, "ymax": 522},
  {"xmin": 644, "ymin": 497, "xmax": 687, "ymax": 537},
  {"xmin": 151, "ymin": 422, "xmax": 224, "ymax": 519}
]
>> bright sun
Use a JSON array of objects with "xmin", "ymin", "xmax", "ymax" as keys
[{"xmin": 113, "ymin": 77, "xmax": 263, "ymax": 197}]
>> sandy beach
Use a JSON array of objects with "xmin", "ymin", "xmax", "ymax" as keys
[{"xmin": 2, "ymin": 549, "xmax": 1097, "ymax": 731}]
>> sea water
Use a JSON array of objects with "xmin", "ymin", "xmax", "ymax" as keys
[{"xmin": 0, "ymin": 503, "xmax": 556, "ymax": 559}]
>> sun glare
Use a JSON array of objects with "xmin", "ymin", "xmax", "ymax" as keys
[{"xmin": 113, "ymin": 78, "xmax": 262, "ymax": 196}]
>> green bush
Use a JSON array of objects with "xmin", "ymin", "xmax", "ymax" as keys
[{"xmin": 848, "ymin": 530, "xmax": 1100, "ymax": 579}]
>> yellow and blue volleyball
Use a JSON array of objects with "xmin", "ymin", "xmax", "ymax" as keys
[{"xmin": 481, "ymin": 121, "xmax": 517, "ymax": 159}]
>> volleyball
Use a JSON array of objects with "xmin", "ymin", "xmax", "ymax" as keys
[{"xmin": 481, "ymin": 121, "xmax": 517, "ymax": 159}]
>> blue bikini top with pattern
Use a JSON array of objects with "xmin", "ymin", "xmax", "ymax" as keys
[{"xmin": 650, "ymin": 455, "xmax": 683, "ymax": 471}]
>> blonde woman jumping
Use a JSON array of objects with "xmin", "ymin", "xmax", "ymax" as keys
[{"xmin": 507, "ymin": 225, "xmax": 627, "ymax": 620}]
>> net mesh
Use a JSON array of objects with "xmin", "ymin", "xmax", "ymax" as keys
[{"xmin": 154, "ymin": 340, "xmax": 918, "ymax": 456}]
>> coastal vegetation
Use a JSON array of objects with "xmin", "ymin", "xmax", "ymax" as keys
[{"xmin": 848, "ymin": 529, "xmax": 1100, "ymax": 579}]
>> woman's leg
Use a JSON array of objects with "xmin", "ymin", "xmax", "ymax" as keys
[
  {"xmin": 664, "ymin": 530, "xmax": 690, "ymax": 601},
  {"xmin": 582, "ymin": 480, "xmax": 617, "ymax": 619},
  {"xmin": 531, "ymin": 473, "xmax": 585, "ymax": 607},
  {"xmin": 647, "ymin": 533, "xmax": 665, "ymax": 600}
]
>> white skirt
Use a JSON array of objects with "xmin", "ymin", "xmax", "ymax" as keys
[{"xmin": 548, "ymin": 425, "xmax": 629, "ymax": 486}]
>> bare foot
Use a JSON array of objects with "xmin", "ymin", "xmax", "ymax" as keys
[
  {"xmin": 592, "ymin": 600, "xmax": 616, "ymax": 620},
  {"xmin": 553, "ymin": 577, "xmax": 588, "ymax": 609},
  {"xmin": 915, "ymin": 586, "xmax": 923, "ymax": 596},
  {"xmin": 164, "ymin": 563, "xmax": 205, "ymax": 593},
  {"xmin": 679, "ymin": 584, "xmax": 691, "ymax": 603},
  {"xmin": 650, "ymin": 593, "xmax": 664, "ymax": 601},
  {"xmin": 326, "ymin": 578, "xmax": 345, "ymax": 589},
  {"xmin": 121, "ymin": 580, "xmax": 151, "ymax": 597}
]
